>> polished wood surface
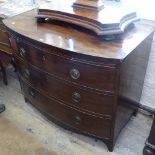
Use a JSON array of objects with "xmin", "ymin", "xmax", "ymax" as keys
[
  {"xmin": 37, "ymin": 0, "xmax": 138, "ymax": 35},
  {"xmin": 3, "ymin": 10, "xmax": 155, "ymax": 151},
  {"xmin": 4, "ymin": 10, "xmax": 155, "ymax": 60}
]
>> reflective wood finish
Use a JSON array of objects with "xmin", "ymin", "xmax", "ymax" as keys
[
  {"xmin": 3, "ymin": 10, "xmax": 155, "ymax": 151},
  {"xmin": 4, "ymin": 10, "xmax": 155, "ymax": 60}
]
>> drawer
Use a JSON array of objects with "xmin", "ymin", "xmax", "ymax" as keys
[
  {"xmin": 20, "ymin": 79, "xmax": 111, "ymax": 139},
  {"xmin": 15, "ymin": 40, "xmax": 116, "ymax": 92},
  {"xmin": 16, "ymin": 58, "xmax": 114, "ymax": 116}
]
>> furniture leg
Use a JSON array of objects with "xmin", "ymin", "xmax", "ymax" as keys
[
  {"xmin": 11, "ymin": 57, "xmax": 16, "ymax": 72},
  {"xmin": 0, "ymin": 59, "xmax": 8, "ymax": 85}
]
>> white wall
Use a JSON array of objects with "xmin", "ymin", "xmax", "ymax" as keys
[{"xmin": 118, "ymin": 0, "xmax": 155, "ymax": 21}]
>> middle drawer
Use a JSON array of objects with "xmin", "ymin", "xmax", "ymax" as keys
[{"xmin": 16, "ymin": 58, "xmax": 115, "ymax": 116}]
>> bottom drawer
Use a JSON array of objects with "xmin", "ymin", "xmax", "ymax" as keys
[{"xmin": 20, "ymin": 78, "xmax": 112, "ymax": 139}]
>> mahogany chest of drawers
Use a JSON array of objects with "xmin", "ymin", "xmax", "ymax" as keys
[{"xmin": 3, "ymin": 10, "xmax": 155, "ymax": 151}]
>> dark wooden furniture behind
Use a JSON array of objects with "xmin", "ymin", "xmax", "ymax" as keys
[
  {"xmin": 143, "ymin": 115, "xmax": 155, "ymax": 155},
  {"xmin": 0, "ymin": 17, "xmax": 13, "ymax": 85},
  {"xmin": 3, "ymin": 9, "xmax": 155, "ymax": 151}
]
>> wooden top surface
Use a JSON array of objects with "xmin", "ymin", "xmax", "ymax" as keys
[{"xmin": 3, "ymin": 10, "xmax": 155, "ymax": 60}]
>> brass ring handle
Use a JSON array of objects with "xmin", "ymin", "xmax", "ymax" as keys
[
  {"xmin": 20, "ymin": 47, "xmax": 26, "ymax": 57},
  {"xmin": 72, "ymin": 92, "xmax": 81, "ymax": 103},
  {"xmin": 42, "ymin": 55, "xmax": 46, "ymax": 61},
  {"xmin": 29, "ymin": 89, "xmax": 35, "ymax": 98},
  {"xmin": 23, "ymin": 69, "xmax": 30, "ymax": 79},
  {"xmin": 74, "ymin": 116, "xmax": 81, "ymax": 125},
  {"xmin": 70, "ymin": 69, "xmax": 80, "ymax": 80}
]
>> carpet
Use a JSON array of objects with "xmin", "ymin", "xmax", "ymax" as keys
[{"xmin": 0, "ymin": 117, "xmax": 57, "ymax": 155}]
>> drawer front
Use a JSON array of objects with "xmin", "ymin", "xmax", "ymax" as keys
[
  {"xmin": 20, "ymin": 79, "xmax": 111, "ymax": 139},
  {"xmin": 16, "ymin": 58, "xmax": 114, "ymax": 116},
  {"xmin": 15, "ymin": 40, "xmax": 116, "ymax": 92}
]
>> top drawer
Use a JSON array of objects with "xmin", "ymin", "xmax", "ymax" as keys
[{"xmin": 14, "ymin": 39, "xmax": 117, "ymax": 92}]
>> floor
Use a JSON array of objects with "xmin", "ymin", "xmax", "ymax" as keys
[
  {"xmin": 0, "ymin": 67, "xmax": 153, "ymax": 155},
  {"xmin": 141, "ymin": 34, "xmax": 155, "ymax": 109}
]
